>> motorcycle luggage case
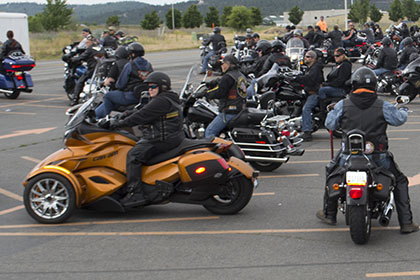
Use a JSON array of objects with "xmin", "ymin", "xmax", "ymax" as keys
[
  {"xmin": 230, "ymin": 127, "xmax": 277, "ymax": 144},
  {"xmin": 372, "ymin": 169, "xmax": 394, "ymax": 201},
  {"xmin": 346, "ymin": 48, "xmax": 361, "ymax": 58},
  {"xmin": 228, "ymin": 108, "xmax": 268, "ymax": 127},
  {"xmin": 0, "ymin": 73, "xmax": 33, "ymax": 89},
  {"xmin": 277, "ymin": 88, "xmax": 303, "ymax": 101},
  {"xmin": 2, "ymin": 57, "xmax": 35, "ymax": 71}
]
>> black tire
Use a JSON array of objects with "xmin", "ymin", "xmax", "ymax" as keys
[
  {"xmin": 24, "ymin": 173, "xmax": 76, "ymax": 224},
  {"xmin": 203, "ymin": 176, "xmax": 254, "ymax": 215},
  {"xmin": 348, "ymin": 205, "xmax": 371, "ymax": 245},
  {"xmin": 250, "ymin": 161, "xmax": 282, "ymax": 172},
  {"xmin": 4, "ymin": 90, "xmax": 20, "ymax": 99}
]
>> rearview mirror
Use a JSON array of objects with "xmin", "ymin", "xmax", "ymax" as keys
[{"xmin": 395, "ymin": 95, "xmax": 410, "ymax": 105}]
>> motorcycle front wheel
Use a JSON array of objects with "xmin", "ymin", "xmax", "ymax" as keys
[
  {"xmin": 24, "ymin": 173, "xmax": 76, "ymax": 224},
  {"xmin": 203, "ymin": 175, "xmax": 253, "ymax": 215},
  {"xmin": 348, "ymin": 204, "xmax": 371, "ymax": 245}
]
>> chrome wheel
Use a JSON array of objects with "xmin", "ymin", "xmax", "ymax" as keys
[{"xmin": 24, "ymin": 173, "xmax": 76, "ymax": 223}]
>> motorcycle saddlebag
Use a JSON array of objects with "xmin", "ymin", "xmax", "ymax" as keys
[
  {"xmin": 346, "ymin": 48, "xmax": 361, "ymax": 58},
  {"xmin": 2, "ymin": 57, "xmax": 35, "ymax": 71},
  {"xmin": 230, "ymin": 127, "xmax": 277, "ymax": 145},
  {"xmin": 326, "ymin": 165, "xmax": 346, "ymax": 200},
  {"xmin": 372, "ymin": 168, "xmax": 395, "ymax": 201},
  {"xmin": 187, "ymin": 106, "xmax": 216, "ymax": 124}
]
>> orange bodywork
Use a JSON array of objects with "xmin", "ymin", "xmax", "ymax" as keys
[{"xmin": 23, "ymin": 131, "xmax": 255, "ymax": 208}]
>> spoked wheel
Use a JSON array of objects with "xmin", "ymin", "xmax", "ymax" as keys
[
  {"xmin": 348, "ymin": 205, "xmax": 371, "ymax": 245},
  {"xmin": 4, "ymin": 90, "xmax": 20, "ymax": 99},
  {"xmin": 203, "ymin": 176, "xmax": 254, "ymax": 215},
  {"xmin": 24, "ymin": 173, "xmax": 76, "ymax": 224}
]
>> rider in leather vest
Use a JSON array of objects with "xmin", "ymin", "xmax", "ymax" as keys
[
  {"xmin": 204, "ymin": 55, "xmax": 247, "ymax": 137},
  {"xmin": 317, "ymin": 67, "xmax": 419, "ymax": 234}
]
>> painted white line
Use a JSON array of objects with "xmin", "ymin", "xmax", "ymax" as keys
[
  {"xmin": 0, "ymin": 187, "xmax": 22, "ymax": 202},
  {"xmin": 366, "ymin": 271, "xmax": 420, "ymax": 278},
  {"xmin": 0, "ymin": 205, "xmax": 24, "ymax": 216},
  {"xmin": 260, "ymin": 173, "xmax": 319, "ymax": 179},
  {"xmin": 21, "ymin": 156, "xmax": 41, "ymax": 163}
]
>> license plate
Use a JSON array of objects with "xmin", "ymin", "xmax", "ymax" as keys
[
  {"xmin": 14, "ymin": 72, "xmax": 22, "ymax": 76},
  {"xmin": 346, "ymin": 171, "xmax": 367, "ymax": 186}
]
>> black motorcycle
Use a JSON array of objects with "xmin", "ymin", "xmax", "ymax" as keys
[
  {"xmin": 398, "ymin": 56, "xmax": 420, "ymax": 101},
  {"xmin": 180, "ymin": 66, "xmax": 304, "ymax": 172}
]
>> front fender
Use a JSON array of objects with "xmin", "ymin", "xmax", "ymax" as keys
[
  {"xmin": 23, "ymin": 167, "xmax": 85, "ymax": 208},
  {"xmin": 346, "ymin": 185, "xmax": 368, "ymax": 206},
  {"xmin": 228, "ymin": 156, "xmax": 258, "ymax": 181}
]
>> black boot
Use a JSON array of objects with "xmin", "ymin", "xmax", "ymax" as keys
[
  {"xmin": 302, "ymin": 131, "xmax": 312, "ymax": 142},
  {"xmin": 316, "ymin": 209, "xmax": 337, "ymax": 225},
  {"xmin": 120, "ymin": 184, "xmax": 148, "ymax": 208}
]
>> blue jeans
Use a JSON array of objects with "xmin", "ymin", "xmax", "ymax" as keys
[
  {"xmin": 302, "ymin": 94, "xmax": 319, "ymax": 132},
  {"xmin": 95, "ymin": 90, "xmax": 139, "ymax": 119},
  {"xmin": 373, "ymin": 68, "xmax": 390, "ymax": 76},
  {"xmin": 246, "ymin": 79, "xmax": 257, "ymax": 99},
  {"xmin": 201, "ymin": 50, "xmax": 215, "ymax": 72},
  {"xmin": 318, "ymin": 86, "xmax": 346, "ymax": 100},
  {"xmin": 205, "ymin": 113, "xmax": 236, "ymax": 138}
]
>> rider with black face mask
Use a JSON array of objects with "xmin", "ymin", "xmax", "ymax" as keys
[{"xmin": 317, "ymin": 67, "xmax": 419, "ymax": 234}]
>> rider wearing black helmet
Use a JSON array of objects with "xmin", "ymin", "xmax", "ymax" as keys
[
  {"xmin": 105, "ymin": 72, "xmax": 185, "ymax": 207},
  {"xmin": 399, "ymin": 37, "xmax": 418, "ymax": 69},
  {"xmin": 242, "ymin": 39, "xmax": 272, "ymax": 77},
  {"xmin": 199, "ymin": 55, "xmax": 248, "ymax": 137},
  {"xmin": 200, "ymin": 27, "xmax": 226, "ymax": 74},
  {"xmin": 373, "ymin": 37, "xmax": 398, "ymax": 76},
  {"xmin": 317, "ymin": 67, "xmax": 419, "ymax": 234},
  {"xmin": 103, "ymin": 46, "xmax": 130, "ymax": 89},
  {"xmin": 261, "ymin": 40, "xmax": 291, "ymax": 75},
  {"xmin": 95, "ymin": 42, "xmax": 153, "ymax": 118}
]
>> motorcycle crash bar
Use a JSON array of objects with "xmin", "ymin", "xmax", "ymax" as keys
[{"xmin": 244, "ymin": 155, "xmax": 289, "ymax": 163}]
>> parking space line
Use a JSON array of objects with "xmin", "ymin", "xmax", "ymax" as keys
[
  {"xmin": 0, "ymin": 216, "xmax": 220, "ymax": 229},
  {"xmin": 0, "ymin": 111, "xmax": 36, "ymax": 115},
  {"xmin": 388, "ymin": 129, "xmax": 420, "ymax": 132},
  {"xmin": 288, "ymin": 160, "xmax": 330, "ymax": 164},
  {"xmin": 260, "ymin": 173, "xmax": 319, "ymax": 179},
  {"xmin": 253, "ymin": 192, "xmax": 275, "ymax": 196},
  {"xmin": 0, "ymin": 205, "xmax": 24, "ymax": 216},
  {"xmin": 0, "ymin": 187, "xmax": 22, "ymax": 202},
  {"xmin": 21, "ymin": 156, "xmax": 41, "ymax": 163},
  {"xmin": 366, "ymin": 271, "xmax": 420, "ymax": 278},
  {"xmin": 0, "ymin": 226, "xmax": 402, "ymax": 237}
]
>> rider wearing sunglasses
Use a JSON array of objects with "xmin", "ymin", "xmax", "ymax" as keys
[{"xmin": 104, "ymin": 72, "xmax": 184, "ymax": 207}]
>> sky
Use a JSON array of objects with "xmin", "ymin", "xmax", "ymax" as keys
[{"xmin": 4, "ymin": 0, "xmax": 189, "ymax": 5}]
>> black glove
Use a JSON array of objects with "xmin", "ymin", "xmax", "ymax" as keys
[
  {"xmin": 70, "ymin": 57, "xmax": 79, "ymax": 64},
  {"xmin": 192, "ymin": 90, "xmax": 206, "ymax": 99},
  {"xmin": 97, "ymin": 118, "xmax": 110, "ymax": 129},
  {"xmin": 109, "ymin": 119, "xmax": 122, "ymax": 129}
]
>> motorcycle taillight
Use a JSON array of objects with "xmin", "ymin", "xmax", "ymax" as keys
[{"xmin": 349, "ymin": 187, "xmax": 363, "ymax": 199}]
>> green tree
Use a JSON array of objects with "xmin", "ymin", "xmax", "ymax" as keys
[
  {"xmin": 220, "ymin": 6, "xmax": 232, "ymax": 27},
  {"xmin": 28, "ymin": 14, "xmax": 44, "ymax": 32},
  {"xmin": 39, "ymin": 0, "xmax": 73, "ymax": 31},
  {"xmin": 204, "ymin": 6, "xmax": 220, "ymax": 27},
  {"xmin": 165, "ymin": 8, "xmax": 182, "ymax": 29},
  {"xmin": 369, "ymin": 4, "xmax": 383, "ymax": 23},
  {"xmin": 389, "ymin": 0, "xmax": 404, "ymax": 22},
  {"xmin": 106, "ymin": 15, "xmax": 120, "ymax": 27},
  {"xmin": 249, "ymin": 7, "xmax": 263, "ymax": 26},
  {"xmin": 348, "ymin": 0, "xmax": 370, "ymax": 24},
  {"xmin": 402, "ymin": 0, "xmax": 420, "ymax": 21},
  {"xmin": 141, "ymin": 10, "xmax": 162, "ymax": 30},
  {"xmin": 182, "ymin": 4, "xmax": 203, "ymax": 28},
  {"xmin": 288, "ymin": 5, "xmax": 304, "ymax": 25},
  {"xmin": 226, "ymin": 6, "xmax": 252, "ymax": 31}
]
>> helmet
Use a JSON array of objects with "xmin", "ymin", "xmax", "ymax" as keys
[
  {"xmin": 255, "ymin": 40, "xmax": 272, "ymax": 54},
  {"xmin": 252, "ymin": 33, "xmax": 260, "ymax": 39},
  {"xmin": 116, "ymin": 30, "xmax": 125, "ymax": 37},
  {"xmin": 402, "ymin": 37, "xmax": 413, "ymax": 46},
  {"xmin": 351, "ymin": 67, "xmax": 377, "ymax": 90},
  {"xmin": 293, "ymin": 29, "xmax": 303, "ymax": 37},
  {"xmin": 213, "ymin": 27, "xmax": 221, "ymax": 34},
  {"xmin": 144, "ymin": 72, "xmax": 171, "ymax": 90},
  {"xmin": 246, "ymin": 28, "xmax": 252, "ymax": 34},
  {"xmin": 271, "ymin": 40, "xmax": 286, "ymax": 52},
  {"xmin": 381, "ymin": 37, "xmax": 392, "ymax": 46},
  {"xmin": 128, "ymin": 42, "xmax": 145, "ymax": 57},
  {"xmin": 115, "ymin": 46, "xmax": 129, "ymax": 59},
  {"xmin": 221, "ymin": 55, "xmax": 240, "ymax": 67}
]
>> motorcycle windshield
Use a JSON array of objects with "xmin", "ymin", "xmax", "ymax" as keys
[
  {"xmin": 404, "ymin": 57, "xmax": 420, "ymax": 73},
  {"xmin": 180, "ymin": 64, "xmax": 207, "ymax": 100},
  {"xmin": 65, "ymin": 97, "xmax": 95, "ymax": 130},
  {"xmin": 286, "ymin": 38, "xmax": 305, "ymax": 60},
  {"xmin": 286, "ymin": 38, "xmax": 305, "ymax": 49}
]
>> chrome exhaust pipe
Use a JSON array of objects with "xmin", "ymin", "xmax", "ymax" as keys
[
  {"xmin": 379, "ymin": 192, "xmax": 395, "ymax": 227},
  {"xmin": 245, "ymin": 155, "xmax": 289, "ymax": 163},
  {"xmin": 0, "ymin": 89, "xmax": 14, "ymax": 94}
]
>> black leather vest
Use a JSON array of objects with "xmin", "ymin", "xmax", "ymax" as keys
[
  {"xmin": 341, "ymin": 98, "xmax": 388, "ymax": 153},
  {"xmin": 125, "ymin": 60, "xmax": 150, "ymax": 92},
  {"xmin": 141, "ymin": 93, "xmax": 184, "ymax": 143},
  {"xmin": 220, "ymin": 69, "xmax": 247, "ymax": 114}
]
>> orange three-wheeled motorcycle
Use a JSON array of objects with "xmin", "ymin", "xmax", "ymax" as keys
[{"xmin": 22, "ymin": 97, "xmax": 259, "ymax": 224}]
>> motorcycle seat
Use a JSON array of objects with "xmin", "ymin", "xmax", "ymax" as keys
[
  {"xmin": 146, "ymin": 137, "xmax": 215, "ymax": 165},
  {"xmin": 226, "ymin": 108, "xmax": 270, "ymax": 128}
]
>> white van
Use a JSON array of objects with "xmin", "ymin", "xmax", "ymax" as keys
[{"xmin": 0, "ymin": 12, "xmax": 30, "ymax": 55}]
